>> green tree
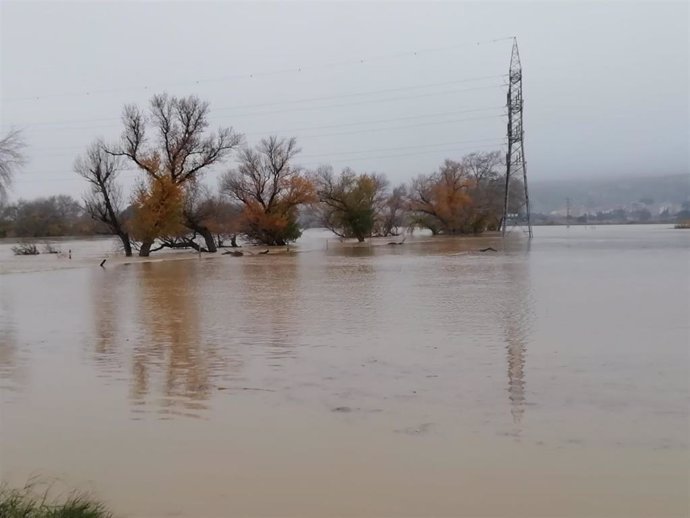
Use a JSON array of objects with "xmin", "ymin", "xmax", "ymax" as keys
[{"xmin": 316, "ymin": 166, "xmax": 388, "ymax": 242}]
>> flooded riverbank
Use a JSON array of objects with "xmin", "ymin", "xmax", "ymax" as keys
[{"xmin": 1, "ymin": 225, "xmax": 688, "ymax": 517}]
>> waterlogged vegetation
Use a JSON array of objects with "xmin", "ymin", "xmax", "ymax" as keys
[
  {"xmin": 3, "ymin": 96, "xmax": 687, "ymax": 253},
  {"xmin": 0, "ymin": 487, "xmax": 112, "ymax": 518},
  {"xmin": 0, "ymin": 94, "xmax": 525, "ymax": 255},
  {"xmin": 69, "ymin": 93, "xmax": 521, "ymax": 256}
]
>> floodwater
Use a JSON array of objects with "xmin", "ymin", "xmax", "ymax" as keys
[{"xmin": 1, "ymin": 226, "xmax": 688, "ymax": 517}]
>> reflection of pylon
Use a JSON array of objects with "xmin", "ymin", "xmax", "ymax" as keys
[{"xmin": 502, "ymin": 38, "xmax": 533, "ymax": 238}]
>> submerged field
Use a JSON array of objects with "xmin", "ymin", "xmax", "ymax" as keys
[{"xmin": 1, "ymin": 225, "xmax": 688, "ymax": 517}]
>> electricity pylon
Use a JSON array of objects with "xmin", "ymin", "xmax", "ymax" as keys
[{"xmin": 501, "ymin": 38, "xmax": 533, "ymax": 238}]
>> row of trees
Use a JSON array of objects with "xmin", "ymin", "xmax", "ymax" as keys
[
  {"xmin": 0, "ymin": 94, "xmax": 516, "ymax": 254},
  {"xmin": 0, "ymin": 194, "xmax": 96, "ymax": 237},
  {"xmin": 72, "ymin": 93, "xmax": 517, "ymax": 257}
]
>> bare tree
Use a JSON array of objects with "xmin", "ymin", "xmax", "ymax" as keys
[
  {"xmin": 109, "ymin": 94, "xmax": 242, "ymax": 183},
  {"xmin": 0, "ymin": 129, "xmax": 26, "ymax": 203},
  {"xmin": 221, "ymin": 136, "xmax": 316, "ymax": 245},
  {"xmin": 75, "ymin": 142, "xmax": 133, "ymax": 256},
  {"xmin": 105, "ymin": 94, "xmax": 242, "ymax": 253},
  {"xmin": 462, "ymin": 151, "xmax": 504, "ymax": 231},
  {"xmin": 181, "ymin": 182, "xmax": 239, "ymax": 252},
  {"xmin": 462, "ymin": 151, "xmax": 502, "ymax": 184},
  {"xmin": 377, "ymin": 184, "xmax": 408, "ymax": 237}
]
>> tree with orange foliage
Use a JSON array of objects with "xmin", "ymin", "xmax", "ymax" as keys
[
  {"xmin": 409, "ymin": 159, "xmax": 476, "ymax": 235},
  {"xmin": 105, "ymin": 93, "xmax": 242, "ymax": 253},
  {"xmin": 128, "ymin": 176, "xmax": 186, "ymax": 256},
  {"xmin": 409, "ymin": 152, "xmax": 515, "ymax": 234},
  {"xmin": 220, "ymin": 136, "xmax": 316, "ymax": 246}
]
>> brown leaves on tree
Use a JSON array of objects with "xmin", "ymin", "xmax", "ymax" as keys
[
  {"xmin": 221, "ymin": 136, "xmax": 316, "ymax": 246},
  {"xmin": 129, "ymin": 176, "xmax": 186, "ymax": 248},
  {"xmin": 408, "ymin": 152, "xmax": 510, "ymax": 234},
  {"xmin": 409, "ymin": 160, "xmax": 478, "ymax": 235}
]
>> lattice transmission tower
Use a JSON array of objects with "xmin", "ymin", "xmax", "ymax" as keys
[{"xmin": 501, "ymin": 38, "xmax": 533, "ymax": 238}]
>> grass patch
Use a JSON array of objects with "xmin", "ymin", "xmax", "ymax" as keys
[{"xmin": 0, "ymin": 486, "xmax": 112, "ymax": 518}]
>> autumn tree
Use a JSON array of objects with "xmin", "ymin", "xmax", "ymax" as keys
[
  {"xmin": 105, "ymin": 93, "xmax": 242, "ymax": 253},
  {"xmin": 316, "ymin": 166, "xmax": 389, "ymax": 242},
  {"xmin": 75, "ymin": 142, "xmax": 133, "ymax": 255},
  {"xmin": 408, "ymin": 152, "xmax": 516, "ymax": 235},
  {"xmin": 221, "ymin": 136, "xmax": 316, "ymax": 246},
  {"xmin": 0, "ymin": 129, "xmax": 26, "ymax": 203},
  {"xmin": 408, "ymin": 159, "xmax": 475, "ymax": 235},
  {"xmin": 128, "ymin": 176, "xmax": 186, "ymax": 256}
]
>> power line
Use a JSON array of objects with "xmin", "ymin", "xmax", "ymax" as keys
[
  {"xmin": 226, "ymin": 84, "xmax": 506, "ymax": 118},
  {"xmin": 4, "ymin": 82, "xmax": 506, "ymax": 132},
  {"xmin": 1, "ymin": 74, "xmax": 504, "ymax": 128},
  {"xmin": 300, "ymin": 137, "xmax": 506, "ymax": 159},
  {"xmin": 13, "ymin": 141, "xmax": 506, "ymax": 183},
  {"xmin": 29, "ymin": 107, "xmax": 504, "ymax": 157},
  {"xmin": 212, "ymin": 76, "xmax": 505, "ymax": 114},
  {"xmin": 299, "ymin": 142, "xmax": 504, "ymax": 168},
  {"xmin": 17, "ymin": 113, "xmax": 505, "ymax": 171},
  {"xmin": 2, "ymin": 37, "xmax": 514, "ymax": 103},
  {"xmin": 33, "ymin": 136, "xmax": 506, "ymax": 162},
  {"xmin": 296, "ymin": 114, "xmax": 504, "ymax": 139}
]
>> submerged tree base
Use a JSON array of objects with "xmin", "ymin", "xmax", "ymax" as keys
[{"xmin": 0, "ymin": 486, "xmax": 113, "ymax": 518}]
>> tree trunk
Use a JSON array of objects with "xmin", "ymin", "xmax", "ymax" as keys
[
  {"xmin": 139, "ymin": 240, "xmax": 153, "ymax": 257},
  {"xmin": 118, "ymin": 232, "xmax": 132, "ymax": 257},
  {"xmin": 230, "ymin": 234, "xmax": 238, "ymax": 248},
  {"xmin": 198, "ymin": 227, "xmax": 217, "ymax": 253},
  {"xmin": 357, "ymin": 235, "xmax": 365, "ymax": 243}
]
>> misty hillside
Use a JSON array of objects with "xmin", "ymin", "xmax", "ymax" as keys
[{"xmin": 529, "ymin": 174, "xmax": 690, "ymax": 214}]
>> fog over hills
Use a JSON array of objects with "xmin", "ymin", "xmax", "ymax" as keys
[{"xmin": 529, "ymin": 174, "xmax": 690, "ymax": 215}]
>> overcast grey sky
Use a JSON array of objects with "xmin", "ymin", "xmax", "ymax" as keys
[{"xmin": 1, "ymin": 0, "xmax": 688, "ymax": 200}]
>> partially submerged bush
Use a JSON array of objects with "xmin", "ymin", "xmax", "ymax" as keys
[
  {"xmin": 0, "ymin": 486, "xmax": 113, "ymax": 518},
  {"xmin": 11, "ymin": 242, "xmax": 39, "ymax": 255},
  {"xmin": 43, "ymin": 242, "xmax": 62, "ymax": 254}
]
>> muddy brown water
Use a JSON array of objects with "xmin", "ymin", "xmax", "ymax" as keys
[{"xmin": 1, "ymin": 226, "xmax": 688, "ymax": 517}]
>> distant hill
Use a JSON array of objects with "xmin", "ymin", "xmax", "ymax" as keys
[{"xmin": 529, "ymin": 174, "xmax": 690, "ymax": 215}]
